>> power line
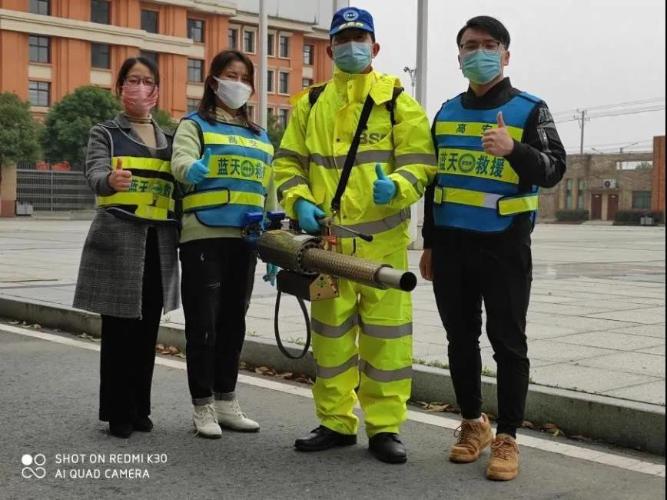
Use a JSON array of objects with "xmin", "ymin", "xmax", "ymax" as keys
[{"xmin": 552, "ymin": 97, "xmax": 665, "ymax": 119}]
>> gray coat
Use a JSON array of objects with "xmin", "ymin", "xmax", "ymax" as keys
[{"xmin": 73, "ymin": 114, "xmax": 180, "ymax": 318}]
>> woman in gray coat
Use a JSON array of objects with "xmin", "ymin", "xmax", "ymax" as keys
[{"xmin": 74, "ymin": 57, "xmax": 179, "ymax": 438}]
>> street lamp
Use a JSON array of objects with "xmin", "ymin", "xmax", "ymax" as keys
[{"xmin": 403, "ymin": 66, "xmax": 416, "ymax": 98}]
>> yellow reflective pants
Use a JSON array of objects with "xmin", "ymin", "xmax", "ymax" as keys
[{"xmin": 310, "ymin": 247, "xmax": 412, "ymax": 437}]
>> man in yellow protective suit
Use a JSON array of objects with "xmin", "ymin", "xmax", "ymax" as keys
[{"xmin": 273, "ymin": 6, "xmax": 436, "ymax": 464}]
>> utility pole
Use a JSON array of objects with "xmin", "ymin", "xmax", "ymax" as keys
[
  {"xmin": 258, "ymin": 0, "xmax": 268, "ymax": 128},
  {"xmin": 415, "ymin": 0, "xmax": 428, "ymax": 107},
  {"xmin": 578, "ymin": 109, "xmax": 587, "ymax": 154}
]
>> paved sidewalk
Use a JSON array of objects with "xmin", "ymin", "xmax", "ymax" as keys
[{"xmin": 0, "ymin": 218, "xmax": 664, "ymax": 406}]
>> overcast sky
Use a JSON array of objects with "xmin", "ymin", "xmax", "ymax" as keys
[{"xmin": 345, "ymin": 0, "xmax": 666, "ymax": 154}]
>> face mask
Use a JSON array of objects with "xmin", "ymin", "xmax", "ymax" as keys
[
  {"xmin": 214, "ymin": 77, "xmax": 252, "ymax": 110},
  {"xmin": 121, "ymin": 83, "xmax": 158, "ymax": 116},
  {"xmin": 333, "ymin": 41, "xmax": 373, "ymax": 74},
  {"xmin": 461, "ymin": 50, "xmax": 502, "ymax": 85}
]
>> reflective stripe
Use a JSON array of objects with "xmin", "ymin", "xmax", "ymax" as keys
[
  {"xmin": 275, "ymin": 148, "xmax": 309, "ymax": 169},
  {"xmin": 316, "ymin": 355, "xmax": 358, "ymax": 379},
  {"xmin": 277, "ymin": 175, "xmax": 309, "ymax": 201},
  {"xmin": 434, "ymin": 186, "xmax": 501, "ymax": 209},
  {"xmin": 310, "ymin": 150, "xmax": 393, "ymax": 169},
  {"xmin": 434, "ymin": 187, "xmax": 538, "ymax": 216},
  {"xmin": 201, "ymin": 131, "xmax": 274, "ymax": 155},
  {"xmin": 330, "ymin": 208, "xmax": 410, "ymax": 238},
  {"xmin": 394, "ymin": 170, "xmax": 419, "ymax": 189},
  {"xmin": 311, "ymin": 315, "xmax": 358, "ymax": 338},
  {"xmin": 434, "ymin": 121, "xmax": 523, "ymax": 141},
  {"xmin": 112, "ymin": 156, "xmax": 171, "ymax": 173},
  {"xmin": 437, "ymin": 148, "xmax": 519, "ymax": 185},
  {"xmin": 394, "ymin": 153, "xmax": 437, "ymax": 168},
  {"xmin": 97, "ymin": 192, "xmax": 175, "ymax": 211},
  {"xmin": 359, "ymin": 360, "xmax": 412, "ymax": 382},
  {"xmin": 498, "ymin": 194, "xmax": 539, "ymax": 215},
  {"xmin": 360, "ymin": 321, "xmax": 412, "ymax": 339},
  {"xmin": 182, "ymin": 190, "xmax": 264, "ymax": 212}
]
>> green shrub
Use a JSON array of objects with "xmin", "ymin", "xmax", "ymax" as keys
[
  {"xmin": 614, "ymin": 210, "xmax": 664, "ymax": 225},
  {"xmin": 555, "ymin": 209, "xmax": 589, "ymax": 222}
]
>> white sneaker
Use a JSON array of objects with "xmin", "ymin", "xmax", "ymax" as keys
[
  {"xmin": 193, "ymin": 403, "xmax": 222, "ymax": 438},
  {"xmin": 214, "ymin": 399, "xmax": 260, "ymax": 432}
]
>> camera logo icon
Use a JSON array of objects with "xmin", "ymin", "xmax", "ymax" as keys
[{"xmin": 21, "ymin": 454, "xmax": 47, "ymax": 479}]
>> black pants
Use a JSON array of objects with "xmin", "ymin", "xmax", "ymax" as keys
[
  {"xmin": 99, "ymin": 228, "xmax": 163, "ymax": 423},
  {"xmin": 180, "ymin": 238, "xmax": 256, "ymax": 405},
  {"xmin": 431, "ymin": 227, "xmax": 532, "ymax": 436}
]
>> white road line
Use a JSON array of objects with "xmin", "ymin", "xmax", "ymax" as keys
[{"xmin": 2, "ymin": 324, "xmax": 664, "ymax": 478}]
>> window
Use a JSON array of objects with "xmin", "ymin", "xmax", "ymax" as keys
[
  {"xmin": 90, "ymin": 43, "xmax": 111, "ymax": 69},
  {"xmin": 278, "ymin": 72, "xmax": 289, "ymax": 94},
  {"xmin": 187, "ymin": 18, "xmax": 204, "ymax": 43},
  {"xmin": 29, "ymin": 81, "xmax": 50, "ymax": 107},
  {"xmin": 141, "ymin": 10, "xmax": 158, "ymax": 33},
  {"xmin": 29, "ymin": 36, "xmax": 50, "ymax": 63},
  {"xmin": 302, "ymin": 78, "xmax": 313, "ymax": 89},
  {"xmin": 277, "ymin": 108, "xmax": 289, "ymax": 129},
  {"xmin": 279, "ymin": 34, "xmax": 289, "ymax": 57},
  {"xmin": 632, "ymin": 191, "xmax": 651, "ymax": 210},
  {"xmin": 576, "ymin": 179, "xmax": 585, "ymax": 210},
  {"xmin": 187, "ymin": 98, "xmax": 199, "ymax": 113},
  {"xmin": 243, "ymin": 30, "xmax": 255, "ymax": 53},
  {"xmin": 140, "ymin": 50, "xmax": 158, "ymax": 64},
  {"xmin": 91, "ymin": 0, "xmax": 110, "ymax": 24},
  {"xmin": 228, "ymin": 27, "xmax": 238, "ymax": 49},
  {"xmin": 303, "ymin": 44, "xmax": 314, "ymax": 65},
  {"xmin": 565, "ymin": 178, "xmax": 573, "ymax": 209},
  {"xmin": 267, "ymin": 33, "xmax": 275, "ymax": 56},
  {"xmin": 187, "ymin": 59, "xmax": 204, "ymax": 83},
  {"xmin": 30, "ymin": 0, "xmax": 50, "ymax": 15},
  {"xmin": 267, "ymin": 70, "xmax": 274, "ymax": 93}
]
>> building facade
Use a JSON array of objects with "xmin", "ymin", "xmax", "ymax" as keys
[
  {"xmin": 538, "ymin": 139, "xmax": 665, "ymax": 222},
  {"xmin": 0, "ymin": 0, "xmax": 333, "ymax": 123}
]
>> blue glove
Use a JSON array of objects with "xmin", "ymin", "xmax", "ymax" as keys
[
  {"xmin": 186, "ymin": 149, "xmax": 211, "ymax": 185},
  {"xmin": 295, "ymin": 199, "xmax": 325, "ymax": 234},
  {"xmin": 263, "ymin": 263, "xmax": 279, "ymax": 286},
  {"xmin": 373, "ymin": 163, "xmax": 397, "ymax": 204}
]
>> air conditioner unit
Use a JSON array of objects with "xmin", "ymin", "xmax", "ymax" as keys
[{"xmin": 602, "ymin": 179, "xmax": 617, "ymax": 189}]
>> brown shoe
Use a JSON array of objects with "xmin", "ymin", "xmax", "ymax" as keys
[
  {"xmin": 448, "ymin": 414, "xmax": 494, "ymax": 463},
  {"xmin": 486, "ymin": 434, "xmax": 520, "ymax": 481}
]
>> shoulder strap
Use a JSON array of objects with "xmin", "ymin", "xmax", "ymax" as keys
[
  {"xmin": 385, "ymin": 87, "xmax": 404, "ymax": 126},
  {"xmin": 330, "ymin": 94, "xmax": 374, "ymax": 214},
  {"xmin": 308, "ymin": 84, "xmax": 327, "ymax": 107}
]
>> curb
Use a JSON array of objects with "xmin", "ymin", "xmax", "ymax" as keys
[{"xmin": 0, "ymin": 296, "xmax": 664, "ymax": 456}]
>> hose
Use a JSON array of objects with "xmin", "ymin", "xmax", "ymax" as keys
[{"xmin": 273, "ymin": 289, "xmax": 311, "ymax": 360}]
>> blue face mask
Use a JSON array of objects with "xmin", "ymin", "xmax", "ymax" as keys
[
  {"xmin": 461, "ymin": 50, "xmax": 502, "ymax": 84},
  {"xmin": 333, "ymin": 41, "xmax": 373, "ymax": 74}
]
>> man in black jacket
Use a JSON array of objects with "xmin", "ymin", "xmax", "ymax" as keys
[{"xmin": 420, "ymin": 16, "xmax": 566, "ymax": 481}]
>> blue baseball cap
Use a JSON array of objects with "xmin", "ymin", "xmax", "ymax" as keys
[{"xmin": 329, "ymin": 7, "xmax": 375, "ymax": 37}]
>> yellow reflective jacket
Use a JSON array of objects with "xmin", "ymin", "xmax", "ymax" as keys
[{"xmin": 273, "ymin": 69, "xmax": 436, "ymax": 259}]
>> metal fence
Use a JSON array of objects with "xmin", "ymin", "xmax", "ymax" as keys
[{"xmin": 16, "ymin": 164, "xmax": 95, "ymax": 212}]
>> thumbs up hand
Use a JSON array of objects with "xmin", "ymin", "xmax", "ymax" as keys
[
  {"xmin": 108, "ymin": 158, "xmax": 132, "ymax": 192},
  {"xmin": 481, "ymin": 111, "xmax": 514, "ymax": 157},
  {"xmin": 186, "ymin": 149, "xmax": 211, "ymax": 185},
  {"xmin": 373, "ymin": 163, "xmax": 397, "ymax": 205}
]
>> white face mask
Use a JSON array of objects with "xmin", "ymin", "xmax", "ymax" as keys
[{"xmin": 213, "ymin": 77, "xmax": 252, "ymax": 110}]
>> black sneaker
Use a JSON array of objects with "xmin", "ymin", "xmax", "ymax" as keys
[
  {"xmin": 109, "ymin": 421, "xmax": 133, "ymax": 438},
  {"xmin": 294, "ymin": 426, "xmax": 357, "ymax": 452},
  {"xmin": 368, "ymin": 433, "xmax": 407, "ymax": 464},
  {"xmin": 132, "ymin": 416, "xmax": 153, "ymax": 432}
]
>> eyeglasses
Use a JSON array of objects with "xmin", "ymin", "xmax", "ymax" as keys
[
  {"xmin": 459, "ymin": 40, "xmax": 502, "ymax": 54},
  {"xmin": 124, "ymin": 76, "xmax": 156, "ymax": 87}
]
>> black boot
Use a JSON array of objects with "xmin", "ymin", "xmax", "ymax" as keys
[
  {"xmin": 109, "ymin": 421, "xmax": 133, "ymax": 438},
  {"xmin": 294, "ymin": 426, "xmax": 357, "ymax": 452},
  {"xmin": 132, "ymin": 416, "xmax": 153, "ymax": 432},
  {"xmin": 369, "ymin": 433, "xmax": 407, "ymax": 464}
]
